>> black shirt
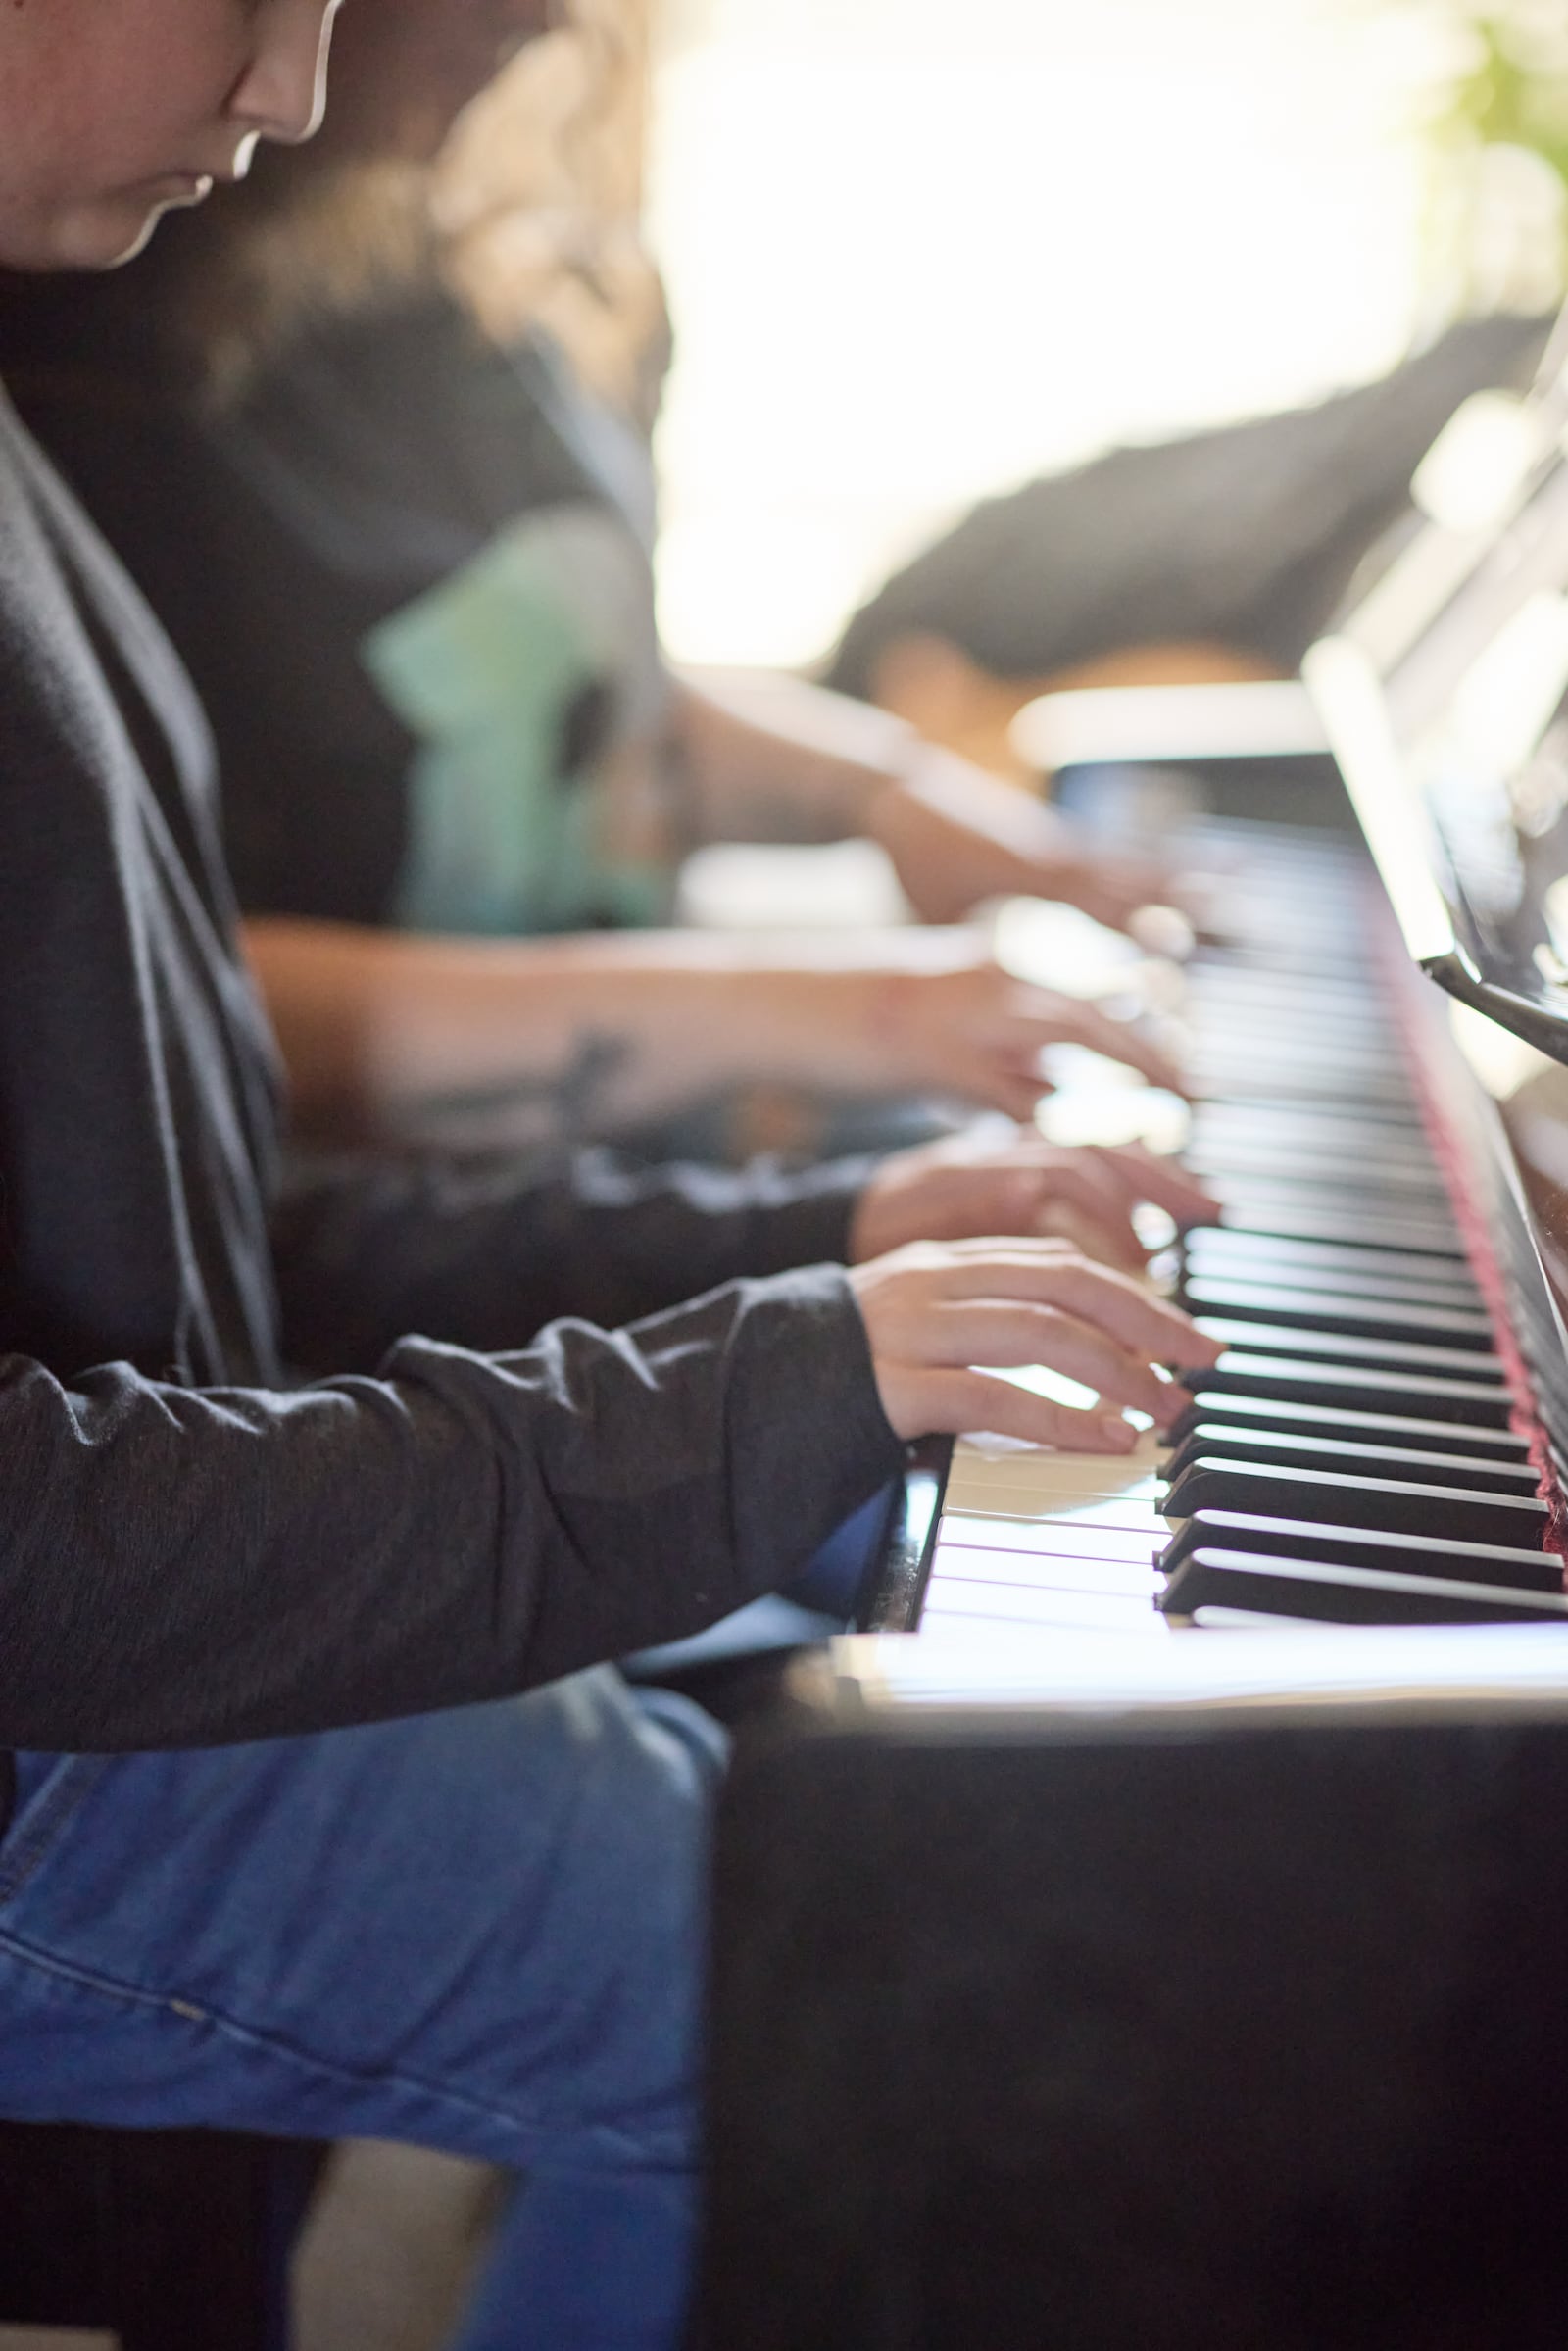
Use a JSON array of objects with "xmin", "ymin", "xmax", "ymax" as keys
[
  {"xmin": 0, "ymin": 383, "xmax": 903, "ymax": 1783},
  {"xmin": 2, "ymin": 266, "xmax": 678, "ymax": 935}
]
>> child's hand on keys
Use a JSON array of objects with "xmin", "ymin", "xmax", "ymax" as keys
[{"xmin": 848, "ymin": 1238, "xmax": 1224, "ymax": 1445}]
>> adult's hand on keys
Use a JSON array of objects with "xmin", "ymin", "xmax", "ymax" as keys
[
  {"xmin": 871, "ymin": 948, "xmax": 1183, "ymax": 1117},
  {"xmin": 848, "ymin": 1239, "xmax": 1225, "ymax": 1447},
  {"xmin": 865, "ymin": 744, "xmax": 1174, "ymax": 934},
  {"xmin": 848, "ymin": 1127, "xmax": 1221, "ymax": 1271}
]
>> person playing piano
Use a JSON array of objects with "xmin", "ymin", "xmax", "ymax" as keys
[
  {"xmin": 0, "ymin": 4, "xmax": 1221, "ymax": 2345},
  {"xmin": 0, "ymin": 0, "xmax": 1188, "ymax": 1159}
]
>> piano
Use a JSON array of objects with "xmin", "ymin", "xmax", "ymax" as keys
[{"xmin": 698, "ymin": 354, "xmax": 1568, "ymax": 2349}]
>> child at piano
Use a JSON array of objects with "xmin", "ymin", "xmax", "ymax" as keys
[
  {"xmin": 0, "ymin": 0, "xmax": 1183, "ymax": 1162},
  {"xmin": 0, "ymin": 10, "xmax": 1225, "ymax": 2347}
]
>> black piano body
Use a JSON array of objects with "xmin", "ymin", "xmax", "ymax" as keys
[{"xmin": 703, "ymin": 1682, "xmax": 1568, "ymax": 2351}]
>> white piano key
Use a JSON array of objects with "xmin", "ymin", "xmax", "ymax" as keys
[
  {"xmin": 938, "ymin": 1512, "xmax": 1161, "ymax": 1561},
  {"xmin": 1044, "ymin": 1494, "xmax": 1167, "ymax": 1529},
  {"xmin": 930, "ymin": 1533, "xmax": 1165, "ymax": 1570},
  {"xmin": 922, "ymin": 1584, "xmax": 1168, "ymax": 1633},
  {"xmin": 948, "ymin": 1439, "xmax": 1164, "ymax": 1480},
  {"xmin": 930, "ymin": 1543, "xmax": 1161, "ymax": 1599},
  {"xmin": 938, "ymin": 1488, "xmax": 1167, "ymax": 1532},
  {"xmin": 1189, "ymin": 1606, "xmax": 1349, "ymax": 1631},
  {"xmin": 945, "ymin": 1438, "xmax": 1165, "ymax": 1513},
  {"xmin": 953, "ymin": 1432, "xmax": 1165, "ymax": 1472},
  {"xmin": 944, "ymin": 1462, "xmax": 1164, "ymax": 1508}
]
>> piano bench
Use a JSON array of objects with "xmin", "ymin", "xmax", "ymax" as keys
[{"xmin": 0, "ymin": 2122, "xmax": 323, "ymax": 2350}]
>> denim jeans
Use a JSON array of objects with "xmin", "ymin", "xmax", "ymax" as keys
[
  {"xmin": 0, "ymin": 1668, "xmax": 724, "ymax": 2351},
  {"xmin": 622, "ymin": 1476, "xmax": 896, "ymax": 1682}
]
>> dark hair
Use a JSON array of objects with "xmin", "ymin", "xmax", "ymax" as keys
[{"xmin": 133, "ymin": 1, "xmax": 666, "ymax": 420}]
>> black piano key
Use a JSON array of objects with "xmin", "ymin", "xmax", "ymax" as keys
[
  {"xmin": 1166, "ymin": 1390, "xmax": 1531, "ymax": 1457},
  {"xmin": 1190, "ymin": 1320, "xmax": 1505, "ymax": 1381},
  {"xmin": 1191, "ymin": 1062, "xmax": 1419, "ymax": 1102},
  {"xmin": 1190, "ymin": 1316, "xmax": 1504, "ymax": 1377},
  {"xmin": 1203, "ymin": 950, "xmax": 1382, "ymax": 977},
  {"xmin": 1200, "ymin": 1123, "xmax": 1438, "ymax": 1156},
  {"xmin": 1194, "ymin": 984, "xmax": 1366, "ymax": 1018},
  {"xmin": 1182, "ymin": 1245, "xmax": 1481, "ymax": 1309},
  {"xmin": 1159, "ymin": 1546, "xmax": 1568, "ymax": 1625},
  {"xmin": 1192, "ymin": 996, "xmax": 1387, "ymax": 1025},
  {"xmin": 1182, "ymin": 1225, "xmax": 1476, "ymax": 1279},
  {"xmin": 1192, "ymin": 980, "xmax": 1381, "ymax": 1007},
  {"xmin": 1196, "ymin": 1004, "xmax": 1396, "ymax": 1028},
  {"xmin": 1208, "ymin": 1174, "xmax": 1451, "ymax": 1216},
  {"xmin": 1193, "ymin": 1038, "xmax": 1408, "ymax": 1074},
  {"xmin": 1158, "ymin": 1508, "xmax": 1563, "ymax": 1592},
  {"xmin": 1189, "ymin": 1034, "xmax": 1410, "ymax": 1071},
  {"xmin": 1198, "ymin": 1151, "xmax": 1439, "ymax": 1191},
  {"xmin": 1191, "ymin": 955, "xmax": 1379, "ymax": 979},
  {"xmin": 1161, "ymin": 1421, "xmax": 1544, "ymax": 1496},
  {"xmin": 1211, "ymin": 1188, "xmax": 1459, "ymax": 1240},
  {"xmin": 1190, "ymin": 971, "xmax": 1388, "ymax": 1002},
  {"xmin": 1196, "ymin": 1075, "xmax": 1423, "ymax": 1115},
  {"xmin": 1193, "ymin": 1069, "xmax": 1419, "ymax": 1096},
  {"xmin": 1189, "ymin": 1232, "xmax": 1486, "ymax": 1306},
  {"xmin": 1178, "ymin": 1279, "xmax": 1495, "ymax": 1349},
  {"xmin": 1201, "ymin": 999, "xmax": 1405, "ymax": 1024},
  {"xmin": 1191, "ymin": 1103, "xmax": 1434, "ymax": 1150},
  {"xmin": 1186, "ymin": 1143, "xmax": 1449, "ymax": 1191},
  {"xmin": 1197, "ymin": 1003, "xmax": 1400, "ymax": 1031},
  {"xmin": 1202, "ymin": 1005, "xmax": 1412, "ymax": 1024},
  {"xmin": 1215, "ymin": 1200, "xmax": 1464, "ymax": 1254},
  {"xmin": 1185, "ymin": 1148, "xmax": 1451, "ymax": 1200},
  {"xmin": 1185, "ymin": 1154, "xmax": 1437, "ymax": 1194},
  {"xmin": 1191, "ymin": 1091, "xmax": 1426, "ymax": 1118},
  {"xmin": 1192, "ymin": 1066, "xmax": 1424, "ymax": 1097},
  {"xmin": 1162, "ymin": 1456, "xmax": 1550, "ymax": 1545},
  {"xmin": 1180, "ymin": 1265, "xmax": 1485, "ymax": 1321}
]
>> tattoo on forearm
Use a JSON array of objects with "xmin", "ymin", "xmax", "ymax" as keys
[{"xmin": 398, "ymin": 1030, "xmax": 635, "ymax": 1146}]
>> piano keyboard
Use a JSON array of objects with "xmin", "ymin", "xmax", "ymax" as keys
[{"xmin": 906, "ymin": 826, "xmax": 1568, "ymax": 1641}]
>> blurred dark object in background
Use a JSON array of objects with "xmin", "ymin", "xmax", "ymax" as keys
[{"xmin": 831, "ymin": 314, "xmax": 1554, "ymax": 779}]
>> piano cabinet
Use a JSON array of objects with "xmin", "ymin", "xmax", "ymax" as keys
[{"xmin": 699, "ymin": 1701, "xmax": 1568, "ymax": 2351}]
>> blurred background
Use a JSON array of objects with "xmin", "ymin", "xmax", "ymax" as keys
[{"xmin": 635, "ymin": 0, "xmax": 1568, "ymax": 666}]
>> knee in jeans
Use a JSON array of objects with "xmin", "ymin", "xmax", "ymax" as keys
[{"xmin": 530, "ymin": 1667, "xmax": 726, "ymax": 1862}]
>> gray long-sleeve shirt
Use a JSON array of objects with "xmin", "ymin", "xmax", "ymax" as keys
[{"xmin": 0, "ymin": 385, "xmax": 904, "ymax": 1777}]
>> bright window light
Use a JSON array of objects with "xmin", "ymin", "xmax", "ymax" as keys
[{"xmin": 647, "ymin": 0, "xmax": 1466, "ymax": 669}]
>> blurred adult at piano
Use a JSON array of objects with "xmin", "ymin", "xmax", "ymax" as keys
[
  {"xmin": 0, "ymin": 0, "xmax": 1177, "ymax": 1161},
  {"xmin": 830, "ymin": 311, "xmax": 1553, "ymax": 782}
]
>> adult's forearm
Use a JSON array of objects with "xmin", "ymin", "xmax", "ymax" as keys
[
  {"xmin": 668, "ymin": 670, "xmax": 1187, "ymax": 933},
  {"xmin": 670, "ymin": 669, "xmax": 913, "ymax": 845},
  {"xmin": 245, "ymin": 917, "xmax": 936, "ymax": 1137}
]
